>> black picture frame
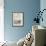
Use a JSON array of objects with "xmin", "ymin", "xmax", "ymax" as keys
[{"xmin": 12, "ymin": 12, "xmax": 24, "ymax": 27}]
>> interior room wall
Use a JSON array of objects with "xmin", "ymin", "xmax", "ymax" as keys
[
  {"xmin": 4, "ymin": 0, "xmax": 40, "ymax": 42},
  {"xmin": 40, "ymin": 0, "xmax": 46, "ymax": 27}
]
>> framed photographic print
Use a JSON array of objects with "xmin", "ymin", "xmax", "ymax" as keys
[{"xmin": 12, "ymin": 12, "xmax": 24, "ymax": 27}]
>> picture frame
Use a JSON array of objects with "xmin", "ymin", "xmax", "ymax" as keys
[{"xmin": 12, "ymin": 12, "xmax": 24, "ymax": 27}]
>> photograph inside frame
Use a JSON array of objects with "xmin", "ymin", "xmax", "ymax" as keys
[{"xmin": 13, "ymin": 12, "xmax": 24, "ymax": 26}]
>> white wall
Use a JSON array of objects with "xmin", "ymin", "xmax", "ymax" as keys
[{"xmin": 0, "ymin": 0, "xmax": 4, "ymax": 42}]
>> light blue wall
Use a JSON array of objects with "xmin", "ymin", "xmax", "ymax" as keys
[
  {"xmin": 4, "ymin": 0, "xmax": 40, "ymax": 42},
  {"xmin": 40, "ymin": 0, "xmax": 46, "ymax": 27}
]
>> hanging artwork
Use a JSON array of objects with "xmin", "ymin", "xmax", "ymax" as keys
[{"xmin": 12, "ymin": 12, "xmax": 24, "ymax": 27}]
